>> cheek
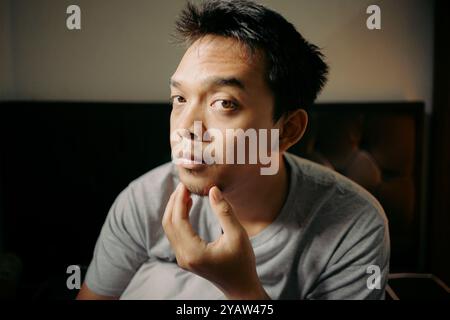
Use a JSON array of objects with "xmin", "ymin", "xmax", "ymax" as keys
[
  {"xmin": 205, "ymin": 110, "xmax": 256, "ymax": 132},
  {"xmin": 169, "ymin": 111, "xmax": 187, "ymax": 148},
  {"xmin": 240, "ymin": 107, "xmax": 274, "ymax": 130},
  {"xmin": 169, "ymin": 127, "xmax": 183, "ymax": 156},
  {"xmin": 169, "ymin": 107, "xmax": 190, "ymax": 130},
  {"xmin": 169, "ymin": 110, "xmax": 178, "ymax": 130}
]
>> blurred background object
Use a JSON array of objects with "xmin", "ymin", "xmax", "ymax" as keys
[{"xmin": 292, "ymin": 103, "xmax": 425, "ymax": 272}]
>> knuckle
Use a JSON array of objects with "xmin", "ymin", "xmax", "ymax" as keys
[
  {"xmin": 176, "ymin": 257, "xmax": 187, "ymax": 269},
  {"xmin": 171, "ymin": 215, "xmax": 182, "ymax": 227},
  {"xmin": 219, "ymin": 203, "xmax": 233, "ymax": 217},
  {"xmin": 162, "ymin": 215, "xmax": 170, "ymax": 229},
  {"xmin": 177, "ymin": 251, "xmax": 203, "ymax": 270}
]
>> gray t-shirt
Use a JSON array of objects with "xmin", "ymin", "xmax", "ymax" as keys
[{"xmin": 85, "ymin": 152, "xmax": 390, "ymax": 299}]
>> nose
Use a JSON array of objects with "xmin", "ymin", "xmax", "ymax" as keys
[
  {"xmin": 173, "ymin": 102, "xmax": 207, "ymax": 141},
  {"xmin": 178, "ymin": 130, "xmax": 200, "ymax": 141}
]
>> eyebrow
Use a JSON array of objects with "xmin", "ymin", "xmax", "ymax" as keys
[{"xmin": 169, "ymin": 76, "xmax": 246, "ymax": 91}]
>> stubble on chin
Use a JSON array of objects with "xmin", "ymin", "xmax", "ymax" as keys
[{"xmin": 177, "ymin": 168, "xmax": 215, "ymax": 196}]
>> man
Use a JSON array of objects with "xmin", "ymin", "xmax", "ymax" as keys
[{"xmin": 77, "ymin": 0, "xmax": 389, "ymax": 300}]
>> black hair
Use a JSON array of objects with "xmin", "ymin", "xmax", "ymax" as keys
[{"xmin": 174, "ymin": 0, "xmax": 329, "ymax": 120}]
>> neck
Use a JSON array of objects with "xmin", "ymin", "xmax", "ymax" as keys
[{"xmin": 223, "ymin": 154, "xmax": 289, "ymax": 237}]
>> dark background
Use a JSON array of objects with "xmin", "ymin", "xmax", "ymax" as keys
[{"xmin": 0, "ymin": 102, "xmax": 172, "ymax": 297}]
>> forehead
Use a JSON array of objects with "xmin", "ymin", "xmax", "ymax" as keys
[{"xmin": 172, "ymin": 35, "xmax": 266, "ymax": 83}]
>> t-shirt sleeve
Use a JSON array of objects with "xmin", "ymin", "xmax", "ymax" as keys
[
  {"xmin": 84, "ymin": 185, "xmax": 149, "ymax": 297},
  {"xmin": 306, "ymin": 205, "xmax": 390, "ymax": 300}
]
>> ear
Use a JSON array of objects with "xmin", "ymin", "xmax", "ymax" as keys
[{"xmin": 277, "ymin": 109, "xmax": 308, "ymax": 152}]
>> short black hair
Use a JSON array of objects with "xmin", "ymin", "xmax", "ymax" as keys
[{"xmin": 174, "ymin": 0, "xmax": 329, "ymax": 120}]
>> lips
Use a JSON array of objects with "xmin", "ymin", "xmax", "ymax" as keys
[
  {"xmin": 177, "ymin": 158, "xmax": 208, "ymax": 170},
  {"xmin": 173, "ymin": 151, "xmax": 207, "ymax": 170},
  {"xmin": 172, "ymin": 138, "xmax": 211, "ymax": 170}
]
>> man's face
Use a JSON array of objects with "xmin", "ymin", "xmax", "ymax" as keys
[{"xmin": 169, "ymin": 35, "xmax": 277, "ymax": 196}]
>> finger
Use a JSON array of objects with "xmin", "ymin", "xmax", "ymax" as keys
[
  {"xmin": 173, "ymin": 183, "xmax": 192, "ymax": 222},
  {"xmin": 161, "ymin": 186, "xmax": 177, "ymax": 238},
  {"xmin": 186, "ymin": 196, "xmax": 193, "ymax": 213},
  {"xmin": 208, "ymin": 186, "xmax": 243, "ymax": 236},
  {"xmin": 172, "ymin": 183, "xmax": 198, "ymax": 240}
]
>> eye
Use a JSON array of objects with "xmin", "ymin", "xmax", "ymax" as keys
[
  {"xmin": 171, "ymin": 95, "xmax": 186, "ymax": 105},
  {"xmin": 211, "ymin": 99, "xmax": 238, "ymax": 111}
]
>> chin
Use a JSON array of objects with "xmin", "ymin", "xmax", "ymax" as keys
[{"xmin": 177, "ymin": 166, "xmax": 217, "ymax": 196}]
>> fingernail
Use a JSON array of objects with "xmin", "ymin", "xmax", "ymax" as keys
[
  {"xmin": 212, "ymin": 186, "xmax": 223, "ymax": 202},
  {"xmin": 179, "ymin": 183, "xmax": 187, "ymax": 196}
]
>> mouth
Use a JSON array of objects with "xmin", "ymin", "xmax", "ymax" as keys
[{"xmin": 176, "ymin": 156, "xmax": 208, "ymax": 170}]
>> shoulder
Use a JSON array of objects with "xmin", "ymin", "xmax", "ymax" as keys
[
  {"xmin": 125, "ymin": 161, "xmax": 178, "ymax": 216},
  {"xmin": 128, "ymin": 161, "xmax": 178, "ymax": 195},
  {"xmin": 285, "ymin": 152, "xmax": 388, "ymax": 230},
  {"xmin": 99, "ymin": 161, "xmax": 178, "ymax": 253},
  {"xmin": 285, "ymin": 153, "xmax": 390, "ymax": 280},
  {"xmin": 109, "ymin": 161, "xmax": 178, "ymax": 229}
]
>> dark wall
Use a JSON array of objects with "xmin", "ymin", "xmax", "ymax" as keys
[
  {"xmin": 429, "ymin": 0, "xmax": 450, "ymax": 285},
  {"xmin": 0, "ymin": 102, "xmax": 171, "ymax": 296}
]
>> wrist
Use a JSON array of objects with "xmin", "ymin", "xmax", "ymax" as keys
[{"xmin": 223, "ymin": 280, "xmax": 270, "ymax": 300}]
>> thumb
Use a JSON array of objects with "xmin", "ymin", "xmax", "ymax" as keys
[{"xmin": 209, "ymin": 186, "xmax": 243, "ymax": 236}]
